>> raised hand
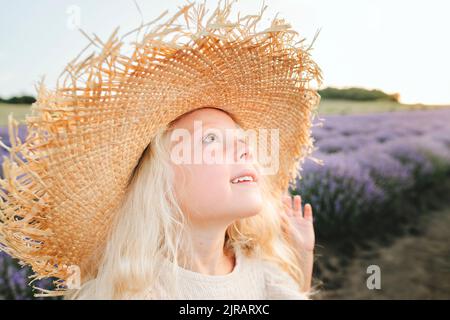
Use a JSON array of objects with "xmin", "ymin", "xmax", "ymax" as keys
[
  {"xmin": 280, "ymin": 194, "xmax": 315, "ymax": 292},
  {"xmin": 281, "ymin": 194, "xmax": 315, "ymax": 252}
]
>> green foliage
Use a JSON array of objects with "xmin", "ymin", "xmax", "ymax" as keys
[
  {"xmin": 0, "ymin": 95, "xmax": 36, "ymax": 105},
  {"xmin": 319, "ymin": 87, "xmax": 400, "ymax": 102}
]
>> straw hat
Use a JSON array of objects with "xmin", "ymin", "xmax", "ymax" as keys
[{"xmin": 0, "ymin": 0, "xmax": 323, "ymax": 296}]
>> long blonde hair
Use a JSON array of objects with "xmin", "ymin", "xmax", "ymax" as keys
[{"xmin": 64, "ymin": 111, "xmax": 306, "ymax": 299}]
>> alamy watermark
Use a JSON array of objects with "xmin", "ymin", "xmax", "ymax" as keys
[
  {"xmin": 366, "ymin": 264, "xmax": 381, "ymax": 290},
  {"xmin": 65, "ymin": 264, "xmax": 81, "ymax": 290},
  {"xmin": 66, "ymin": 5, "xmax": 81, "ymax": 30},
  {"xmin": 169, "ymin": 120, "xmax": 280, "ymax": 176}
]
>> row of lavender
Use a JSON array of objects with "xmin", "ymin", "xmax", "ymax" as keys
[
  {"xmin": 1, "ymin": 108, "xmax": 450, "ymax": 298},
  {"xmin": 292, "ymin": 108, "xmax": 450, "ymax": 247}
]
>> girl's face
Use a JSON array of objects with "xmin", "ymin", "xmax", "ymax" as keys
[{"xmin": 169, "ymin": 108, "xmax": 263, "ymax": 226}]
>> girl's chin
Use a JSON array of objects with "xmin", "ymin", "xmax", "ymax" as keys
[{"xmin": 231, "ymin": 198, "xmax": 263, "ymax": 218}]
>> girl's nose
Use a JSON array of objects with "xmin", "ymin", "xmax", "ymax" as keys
[{"xmin": 237, "ymin": 139, "xmax": 253, "ymax": 162}]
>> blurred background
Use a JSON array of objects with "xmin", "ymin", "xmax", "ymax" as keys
[{"xmin": 0, "ymin": 0, "xmax": 449, "ymax": 299}]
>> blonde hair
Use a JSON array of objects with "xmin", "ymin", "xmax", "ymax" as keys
[{"xmin": 64, "ymin": 109, "xmax": 308, "ymax": 299}]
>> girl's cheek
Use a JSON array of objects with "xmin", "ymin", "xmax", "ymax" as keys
[
  {"xmin": 195, "ymin": 165, "xmax": 229, "ymax": 191},
  {"xmin": 184, "ymin": 168, "xmax": 228, "ymax": 206}
]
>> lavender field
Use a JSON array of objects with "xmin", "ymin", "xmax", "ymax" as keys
[
  {"xmin": 1, "ymin": 108, "xmax": 450, "ymax": 299},
  {"xmin": 293, "ymin": 108, "xmax": 450, "ymax": 246},
  {"xmin": 293, "ymin": 108, "xmax": 450, "ymax": 298}
]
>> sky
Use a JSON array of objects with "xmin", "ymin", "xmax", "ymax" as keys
[{"xmin": 0, "ymin": 0, "xmax": 449, "ymax": 105}]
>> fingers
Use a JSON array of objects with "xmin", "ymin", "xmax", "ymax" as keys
[
  {"xmin": 282, "ymin": 195, "xmax": 292, "ymax": 209},
  {"xmin": 293, "ymin": 195, "xmax": 302, "ymax": 217},
  {"xmin": 282, "ymin": 195, "xmax": 293, "ymax": 216},
  {"xmin": 304, "ymin": 203, "xmax": 313, "ymax": 221},
  {"xmin": 281, "ymin": 194, "xmax": 313, "ymax": 221}
]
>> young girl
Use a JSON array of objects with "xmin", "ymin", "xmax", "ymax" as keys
[
  {"xmin": 0, "ymin": 0, "xmax": 322, "ymax": 300},
  {"xmin": 65, "ymin": 106, "xmax": 315, "ymax": 299}
]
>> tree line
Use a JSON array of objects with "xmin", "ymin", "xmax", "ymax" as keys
[{"xmin": 1, "ymin": 87, "xmax": 400, "ymax": 105}]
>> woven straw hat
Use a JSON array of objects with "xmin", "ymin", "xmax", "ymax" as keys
[{"xmin": 0, "ymin": 0, "xmax": 322, "ymax": 296}]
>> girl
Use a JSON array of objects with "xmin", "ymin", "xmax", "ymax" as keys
[
  {"xmin": 0, "ymin": 0, "xmax": 322, "ymax": 300},
  {"xmin": 65, "ymin": 106, "xmax": 315, "ymax": 299}
]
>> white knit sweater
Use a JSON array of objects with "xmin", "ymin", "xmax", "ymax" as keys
[{"xmin": 140, "ymin": 247, "xmax": 309, "ymax": 300}]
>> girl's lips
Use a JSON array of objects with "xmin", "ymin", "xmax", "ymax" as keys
[
  {"xmin": 230, "ymin": 170, "xmax": 258, "ymax": 184},
  {"xmin": 231, "ymin": 180, "xmax": 258, "ymax": 186}
]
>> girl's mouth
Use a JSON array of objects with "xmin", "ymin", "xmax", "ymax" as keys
[
  {"xmin": 230, "ymin": 170, "xmax": 258, "ymax": 184},
  {"xmin": 231, "ymin": 175, "xmax": 255, "ymax": 184}
]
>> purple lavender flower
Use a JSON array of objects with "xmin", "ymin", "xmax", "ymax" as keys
[{"xmin": 294, "ymin": 108, "xmax": 450, "ymax": 239}]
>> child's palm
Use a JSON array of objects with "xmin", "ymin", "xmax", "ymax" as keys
[{"xmin": 281, "ymin": 195, "xmax": 315, "ymax": 252}]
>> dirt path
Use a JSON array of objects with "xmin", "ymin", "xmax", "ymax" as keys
[{"xmin": 315, "ymin": 206, "xmax": 450, "ymax": 299}]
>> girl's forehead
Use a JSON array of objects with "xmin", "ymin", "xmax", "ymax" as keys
[{"xmin": 170, "ymin": 107, "xmax": 239, "ymax": 130}]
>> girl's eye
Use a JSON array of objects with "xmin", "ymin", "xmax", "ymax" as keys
[{"xmin": 203, "ymin": 132, "xmax": 220, "ymax": 144}]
